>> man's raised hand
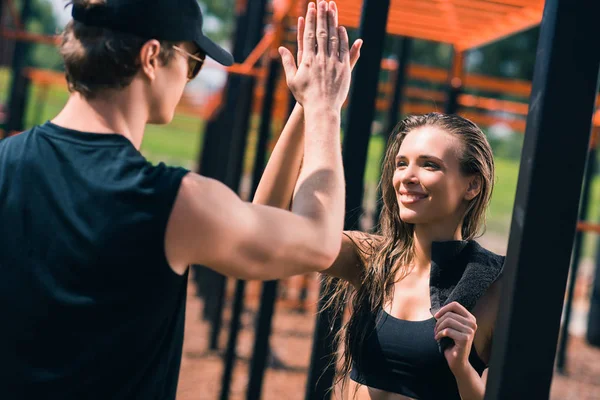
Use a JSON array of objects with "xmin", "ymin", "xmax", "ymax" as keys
[{"xmin": 279, "ymin": 1, "xmax": 362, "ymax": 111}]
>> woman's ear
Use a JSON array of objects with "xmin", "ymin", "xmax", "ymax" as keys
[
  {"xmin": 139, "ymin": 40, "xmax": 162, "ymax": 81},
  {"xmin": 465, "ymin": 175, "xmax": 482, "ymax": 201}
]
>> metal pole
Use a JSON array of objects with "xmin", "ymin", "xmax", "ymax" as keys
[
  {"xmin": 221, "ymin": 55, "xmax": 281, "ymax": 400},
  {"xmin": 304, "ymin": 277, "xmax": 344, "ymax": 400},
  {"xmin": 383, "ymin": 37, "xmax": 412, "ymax": 140},
  {"xmin": 484, "ymin": 1, "xmax": 600, "ymax": 398},
  {"xmin": 5, "ymin": 0, "xmax": 32, "ymax": 136},
  {"xmin": 305, "ymin": 1, "xmax": 391, "ymax": 399},
  {"xmin": 245, "ymin": 53, "xmax": 298, "ymax": 400},
  {"xmin": 0, "ymin": 0, "xmax": 5, "ymax": 72},
  {"xmin": 246, "ymin": 280, "xmax": 278, "ymax": 400},
  {"xmin": 375, "ymin": 36, "xmax": 412, "ymax": 224},
  {"xmin": 204, "ymin": 0, "xmax": 269, "ymax": 351},
  {"xmin": 445, "ymin": 46, "xmax": 464, "ymax": 115},
  {"xmin": 587, "ymin": 233, "xmax": 600, "ymax": 347},
  {"xmin": 556, "ymin": 141, "xmax": 597, "ymax": 373},
  {"xmin": 219, "ymin": 279, "xmax": 246, "ymax": 400},
  {"xmin": 340, "ymin": 0, "xmax": 391, "ymax": 232},
  {"xmin": 194, "ymin": 0, "xmax": 251, "ymax": 317}
]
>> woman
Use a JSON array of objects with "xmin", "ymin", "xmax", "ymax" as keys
[{"xmin": 258, "ymin": 9, "xmax": 505, "ymax": 397}]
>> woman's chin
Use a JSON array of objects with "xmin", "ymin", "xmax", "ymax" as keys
[{"xmin": 399, "ymin": 209, "xmax": 423, "ymax": 224}]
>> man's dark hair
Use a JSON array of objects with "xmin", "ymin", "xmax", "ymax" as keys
[{"xmin": 60, "ymin": 0, "xmax": 176, "ymax": 98}]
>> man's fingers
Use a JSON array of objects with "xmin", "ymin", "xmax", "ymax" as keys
[
  {"xmin": 350, "ymin": 39, "xmax": 363, "ymax": 70},
  {"xmin": 327, "ymin": 3, "xmax": 339, "ymax": 57},
  {"xmin": 279, "ymin": 47, "xmax": 297, "ymax": 84},
  {"xmin": 330, "ymin": 1, "xmax": 338, "ymax": 26},
  {"xmin": 338, "ymin": 26, "xmax": 350, "ymax": 64},
  {"xmin": 297, "ymin": 16, "xmax": 305, "ymax": 63},
  {"xmin": 316, "ymin": 1, "xmax": 329, "ymax": 59},
  {"xmin": 303, "ymin": 2, "xmax": 317, "ymax": 57}
]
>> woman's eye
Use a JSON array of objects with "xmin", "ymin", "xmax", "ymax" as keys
[
  {"xmin": 424, "ymin": 162, "xmax": 440, "ymax": 170},
  {"xmin": 396, "ymin": 161, "xmax": 407, "ymax": 168}
]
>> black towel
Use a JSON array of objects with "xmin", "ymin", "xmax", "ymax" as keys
[{"xmin": 428, "ymin": 240, "xmax": 505, "ymax": 353}]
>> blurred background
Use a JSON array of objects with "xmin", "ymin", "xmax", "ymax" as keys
[{"xmin": 1, "ymin": 0, "xmax": 599, "ymax": 399}]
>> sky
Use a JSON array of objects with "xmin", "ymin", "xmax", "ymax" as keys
[{"xmin": 49, "ymin": 0, "xmax": 71, "ymax": 27}]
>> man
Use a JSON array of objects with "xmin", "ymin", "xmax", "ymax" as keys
[{"xmin": 0, "ymin": 0, "xmax": 354, "ymax": 398}]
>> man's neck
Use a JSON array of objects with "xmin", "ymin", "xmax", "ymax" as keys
[{"xmin": 51, "ymin": 90, "xmax": 148, "ymax": 149}]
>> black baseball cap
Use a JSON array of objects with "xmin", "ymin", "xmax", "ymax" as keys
[{"xmin": 72, "ymin": 0, "xmax": 234, "ymax": 66}]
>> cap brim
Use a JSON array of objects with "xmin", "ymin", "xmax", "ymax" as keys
[{"xmin": 195, "ymin": 33, "xmax": 234, "ymax": 67}]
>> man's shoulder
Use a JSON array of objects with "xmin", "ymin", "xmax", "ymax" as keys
[{"xmin": 0, "ymin": 128, "xmax": 33, "ymax": 147}]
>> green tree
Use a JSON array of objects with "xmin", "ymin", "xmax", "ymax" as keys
[
  {"xmin": 198, "ymin": 0, "xmax": 236, "ymax": 43},
  {"xmin": 9, "ymin": 0, "xmax": 63, "ymax": 70}
]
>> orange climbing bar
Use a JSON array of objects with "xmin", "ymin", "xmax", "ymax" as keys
[{"xmin": 335, "ymin": 0, "xmax": 545, "ymax": 51}]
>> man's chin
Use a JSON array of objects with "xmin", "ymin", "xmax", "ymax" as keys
[{"xmin": 148, "ymin": 113, "xmax": 174, "ymax": 125}]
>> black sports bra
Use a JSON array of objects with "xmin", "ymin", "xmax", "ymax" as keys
[{"xmin": 350, "ymin": 309, "xmax": 487, "ymax": 400}]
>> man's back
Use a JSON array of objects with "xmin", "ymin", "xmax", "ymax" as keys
[{"xmin": 0, "ymin": 122, "xmax": 189, "ymax": 399}]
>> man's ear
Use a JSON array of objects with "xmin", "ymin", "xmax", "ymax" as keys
[
  {"xmin": 139, "ymin": 40, "xmax": 162, "ymax": 81},
  {"xmin": 465, "ymin": 175, "xmax": 482, "ymax": 201}
]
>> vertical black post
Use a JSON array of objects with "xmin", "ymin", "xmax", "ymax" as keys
[
  {"xmin": 305, "ymin": 1, "xmax": 391, "ymax": 399},
  {"xmin": 444, "ymin": 46, "xmax": 464, "ymax": 115},
  {"xmin": 221, "ymin": 56, "xmax": 281, "ymax": 400},
  {"xmin": 375, "ymin": 36, "xmax": 412, "ymax": 223},
  {"xmin": 340, "ymin": 0, "xmax": 390, "ymax": 232},
  {"xmin": 245, "ymin": 280, "xmax": 278, "ymax": 400},
  {"xmin": 556, "ymin": 141, "xmax": 597, "ymax": 373},
  {"xmin": 5, "ymin": 0, "xmax": 32, "ymax": 136},
  {"xmin": 250, "ymin": 58, "xmax": 282, "ymax": 200},
  {"xmin": 484, "ymin": 1, "xmax": 600, "ymax": 399},
  {"xmin": 304, "ymin": 277, "xmax": 344, "ymax": 400},
  {"xmin": 246, "ymin": 55, "xmax": 298, "ymax": 400},
  {"xmin": 587, "ymin": 233, "xmax": 600, "ymax": 347},
  {"xmin": 198, "ymin": 0, "xmax": 251, "ymax": 178},
  {"xmin": 201, "ymin": 0, "xmax": 269, "ymax": 352},
  {"xmin": 0, "ymin": 0, "xmax": 5, "ymax": 75},
  {"xmin": 194, "ymin": 0, "xmax": 251, "ymax": 320},
  {"xmin": 219, "ymin": 279, "xmax": 246, "ymax": 400}
]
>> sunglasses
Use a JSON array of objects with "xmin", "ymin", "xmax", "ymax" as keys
[{"xmin": 173, "ymin": 45, "xmax": 206, "ymax": 80}]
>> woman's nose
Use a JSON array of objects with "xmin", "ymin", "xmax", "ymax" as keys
[{"xmin": 401, "ymin": 165, "xmax": 419, "ymax": 185}]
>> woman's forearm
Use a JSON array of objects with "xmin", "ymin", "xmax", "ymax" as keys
[
  {"xmin": 453, "ymin": 364, "xmax": 486, "ymax": 400},
  {"xmin": 252, "ymin": 102, "xmax": 305, "ymax": 208}
]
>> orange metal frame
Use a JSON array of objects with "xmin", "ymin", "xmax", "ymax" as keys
[
  {"xmin": 4, "ymin": 0, "xmax": 599, "ymax": 134},
  {"xmin": 335, "ymin": 0, "xmax": 545, "ymax": 51}
]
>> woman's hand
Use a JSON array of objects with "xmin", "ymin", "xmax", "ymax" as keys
[{"xmin": 434, "ymin": 301, "xmax": 478, "ymax": 374}]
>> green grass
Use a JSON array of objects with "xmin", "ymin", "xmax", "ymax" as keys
[{"xmin": 2, "ymin": 67, "xmax": 599, "ymax": 258}]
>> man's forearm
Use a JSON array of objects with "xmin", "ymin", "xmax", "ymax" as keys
[
  {"xmin": 252, "ymin": 103, "xmax": 305, "ymax": 208},
  {"xmin": 291, "ymin": 106, "xmax": 345, "ymax": 248}
]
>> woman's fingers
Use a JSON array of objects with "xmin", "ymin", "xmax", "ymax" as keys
[
  {"xmin": 338, "ymin": 26, "xmax": 350, "ymax": 64},
  {"xmin": 297, "ymin": 16, "xmax": 305, "ymax": 64},
  {"xmin": 436, "ymin": 327, "xmax": 471, "ymax": 342},
  {"xmin": 435, "ymin": 311, "xmax": 477, "ymax": 332},
  {"xmin": 349, "ymin": 39, "xmax": 363, "ymax": 69},
  {"xmin": 435, "ymin": 301, "xmax": 475, "ymax": 322},
  {"xmin": 436, "ymin": 316, "xmax": 475, "ymax": 336}
]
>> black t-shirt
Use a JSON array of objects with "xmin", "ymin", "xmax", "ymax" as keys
[{"xmin": 0, "ymin": 122, "xmax": 190, "ymax": 399}]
